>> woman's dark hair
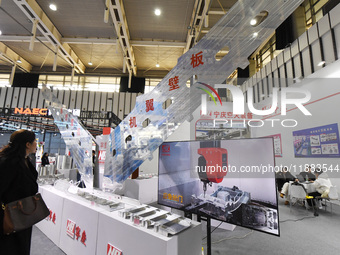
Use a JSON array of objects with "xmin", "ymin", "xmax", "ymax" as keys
[
  {"xmin": 43, "ymin": 152, "xmax": 49, "ymax": 157},
  {"xmin": 0, "ymin": 129, "xmax": 36, "ymax": 159}
]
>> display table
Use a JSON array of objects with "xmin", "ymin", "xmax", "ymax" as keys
[{"xmin": 36, "ymin": 185, "xmax": 202, "ymax": 255}]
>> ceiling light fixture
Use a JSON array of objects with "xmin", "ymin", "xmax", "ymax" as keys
[
  {"xmin": 49, "ymin": 4, "xmax": 57, "ymax": 11},
  {"xmin": 156, "ymin": 63, "xmax": 160, "ymax": 68},
  {"xmin": 16, "ymin": 59, "xmax": 22, "ymax": 63},
  {"xmin": 318, "ymin": 61, "xmax": 326, "ymax": 67},
  {"xmin": 250, "ymin": 19, "xmax": 257, "ymax": 26},
  {"xmin": 89, "ymin": 43, "xmax": 93, "ymax": 66},
  {"xmin": 252, "ymin": 32, "xmax": 258, "ymax": 38},
  {"xmin": 155, "ymin": 9, "xmax": 161, "ymax": 16}
]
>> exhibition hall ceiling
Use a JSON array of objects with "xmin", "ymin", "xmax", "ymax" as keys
[{"xmin": 0, "ymin": 0, "xmax": 239, "ymax": 78}]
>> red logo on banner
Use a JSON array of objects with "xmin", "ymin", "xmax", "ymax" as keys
[
  {"xmin": 161, "ymin": 145, "xmax": 170, "ymax": 156},
  {"xmin": 66, "ymin": 219, "xmax": 76, "ymax": 238},
  {"xmin": 107, "ymin": 243, "xmax": 122, "ymax": 255},
  {"xmin": 98, "ymin": 150, "xmax": 106, "ymax": 162}
]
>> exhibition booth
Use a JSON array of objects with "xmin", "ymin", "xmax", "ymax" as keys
[{"xmin": 1, "ymin": 2, "xmax": 340, "ymax": 255}]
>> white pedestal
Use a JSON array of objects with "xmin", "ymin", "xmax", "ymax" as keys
[
  {"xmin": 37, "ymin": 186, "xmax": 202, "ymax": 255},
  {"xmin": 123, "ymin": 177, "xmax": 158, "ymax": 204},
  {"xmin": 96, "ymin": 210, "xmax": 202, "ymax": 255},
  {"xmin": 58, "ymin": 196, "xmax": 104, "ymax": 255},
  {"xmin": 36, "ymin": 187, "xmax": 65, "ymax": 246}
]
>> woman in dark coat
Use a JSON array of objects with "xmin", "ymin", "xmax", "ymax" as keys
[
  {"xmin": 0, "ymin": 129, "xmax": 38, "ymax": 255},
  {"xmin": 41, "ymin": 152, "xmax": 49, "ymax": 166}
]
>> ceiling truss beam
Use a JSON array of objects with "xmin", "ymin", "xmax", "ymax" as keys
[
  {"xmin": 0, "ymin": 42, "xmax": 32, "ymax": 72},
  {"xmin": 0, "ymin": 36, "xmax": 187, "ymax": 48},
  {"xmin": 13, "ymin": 0, "xmax": 85, "ymax": 74},
  {"xmin": 108, "ymin": 0, "xmax": 137, "ymax": 75}
]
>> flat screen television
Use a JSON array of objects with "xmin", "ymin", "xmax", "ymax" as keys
[{"xmin": 158, "ymin": 138, "xmax": 279, "ymax": 236}]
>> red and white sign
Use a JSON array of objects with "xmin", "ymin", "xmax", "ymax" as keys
[
  {"xmin": 107, "ymin": 243, "xmax": 122, "ymax": 255},
  {"xmin": 98, "ymin": 150, "xmax": 106, "ymax": 162},
  {"xmin": 66, "ymin": 219, "xmax": 76, "ymax": 238}
]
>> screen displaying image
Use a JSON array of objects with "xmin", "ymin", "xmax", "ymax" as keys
[{"xmin": 158, "ymin": 138, "xmax": 279, "ymax": 236}]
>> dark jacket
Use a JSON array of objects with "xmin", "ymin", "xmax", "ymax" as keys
[
  {"xmin": 0, "ymin": 156, "xmax": 38, "ymax": 255},
  {"xmin": 276, "ymin": 171, "xmax": 296, "ymax": 191},
  {"xmin": 41, "ymin": 155, "xmax": 49, "ymax": 166}
]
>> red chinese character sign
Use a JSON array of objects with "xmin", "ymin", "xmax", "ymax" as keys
[
  {"xmin": 146, "ymin": 99, "xmax": 154, "ymax": 112},
  {"xmin": 191, "ymin": 51, "xmax": 204, "ymax": 68},
  {"xmin": 169, "ymin": 76, "xmax": 180, "ymax": 91},
  {"xmin": 129, "ymin": 117, "xmax": 137, "ymax": 128}
]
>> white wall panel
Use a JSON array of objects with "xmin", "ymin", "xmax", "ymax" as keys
[
  {"xmin": 318, "ymin": 14, "xmax": 331, "ymax": 36},
  {"xmin": 330, "ymin": 2, "xmax": 340, "ymax": 27},
  {"xmin": 100, "ymin": 92, "xmax": 107, "ymax": 111},
  {"xmin": 18, "ymin": 88, "xmax": 26, "ymax": 108},
  {"xmin": 265, "ymin": 63, "xmax": 272, "ymax": 76},
  {"xmin": 11, "ymin": 88, "xmax": 20, "ymax": 108},
  {"xmin": 298, "ymin": 32, "xmax": 309, "ymax": 50},
  {"xmin": 130, "ymin": 93, "xmax": 137, "ymax": 109},
  {"xmin": 75, "ymin": 91, "xmax": 83, "ymax": 109},
  {"xmin": 262, "ymin": 78, "xmax": 268, "ymax": 98},
  {"xmin": 63, "ymin": 90, "xmax": 70, "ymax": 108},
  {"xmin": 293, "ymin": 55, "xmax": 302, "ymax": 78},
  {"xmin": 311, "ymin": 41, "xmax": 323, "ymax": 72},
  {"xmin": 322, "ymin": 31, "xmax": 336, "ymax": 64},
  {"xmin": 290, "ymin": 41, "xmax": 299, "ymax": 57},
  {"xmin": 38, "ymin": 89, "xmax": 45, "ymax": 108},
  {"xmin": 112, "ymin": 92, "xmax": 119, "ymax": 116},
  {"xmin": 261, "ymin": 66, "xmax": 266, "ymax": 78},
  {"xmin": 271, "ymin": 57, "xmax": 278, "ymax": 71},
  {"xmin": 4, "ymin": 88, "xmax": 13, "ymax": 108},
  {"xmin": 308, "ymin": 25, "xmax": 319, "ymax": 43},
  {"xmin": 267, "ymin": 75, "xmax": 273, "ymax": 95},
  {"xmin": 69, "ymin": 91, "xmax": 77, "ymax": 110},
  {"xmin": 94, "ymin": 92, "xmax": 101, "ymax": 111},
  {"xmin": 82, "ymin": 91, "xmax": 89, "ymax": 111},
  {"xmin": 277, "ymin": 52, "xmax": 284, "ymax": 67},
  {"xmin": 279, "ymin": 65, "xmax": 286, "ymax": 87},
  {"xmin": 333, "ymin": 24, "xmax": 340, "ymax": 59},
  {"xmin": 31, "ymin": 88, "xmax": 39, "ymax": 108},
  {"xmin": 88, "ymin": 91, "xmax": 95, "ymax": 111},
  {"xmin": 124, "ymin": 93, "xmax": 131, "ymax": 116},
  {"xmin": 285, "ymin": 60, "xmax": 294, "ymax": 77},
  {"xmin": 24, "ymin": 88, "xmax": 33, "ymax": 108},
  {"xmin": 118, "ymin": 92, "xmax": 125, "ymax": 119},
  {"xmin": 272, "ymin": 71, "xmax": 280, "ymax": 88},
  {"xmin": 56, "ymin": 90, "xmax": 63, "ymax": 105},
  {"xmin": 301, "ymin": 48, "xmax": 312, "ymax": 77},
  {"xmin": 106, "ymin": 93, "xmax": 114, "ymax": 112}
]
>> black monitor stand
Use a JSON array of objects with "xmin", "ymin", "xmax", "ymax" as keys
[
  {"xmin": 198, "ymin": 214, "xmax": 212, "ymax": 255},
  {"xmin": 184, "ymin": 210, "xmax": 213, "ymax": 255}
]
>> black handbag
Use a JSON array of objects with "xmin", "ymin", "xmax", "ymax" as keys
[{"xmin": 2, "ymin": 193, "xmax": 50, "ymax": 235}]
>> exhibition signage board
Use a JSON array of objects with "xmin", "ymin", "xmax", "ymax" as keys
[
  {"xmin": 264, "ymin": 134, "xmax": 283, "ymax": 157},
  {"xmin": 293, "ymin": 123, "xmax": 340, "ymax": 158}
]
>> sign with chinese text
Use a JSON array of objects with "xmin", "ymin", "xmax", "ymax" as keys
[{"xmin": 293, "ymin": 123, "xmax": 340, "ymax": 158}]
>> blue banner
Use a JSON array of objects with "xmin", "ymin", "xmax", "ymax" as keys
[{"xmin": 293, "ymin": 123, "xmax": 340, "ymax": 158}]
